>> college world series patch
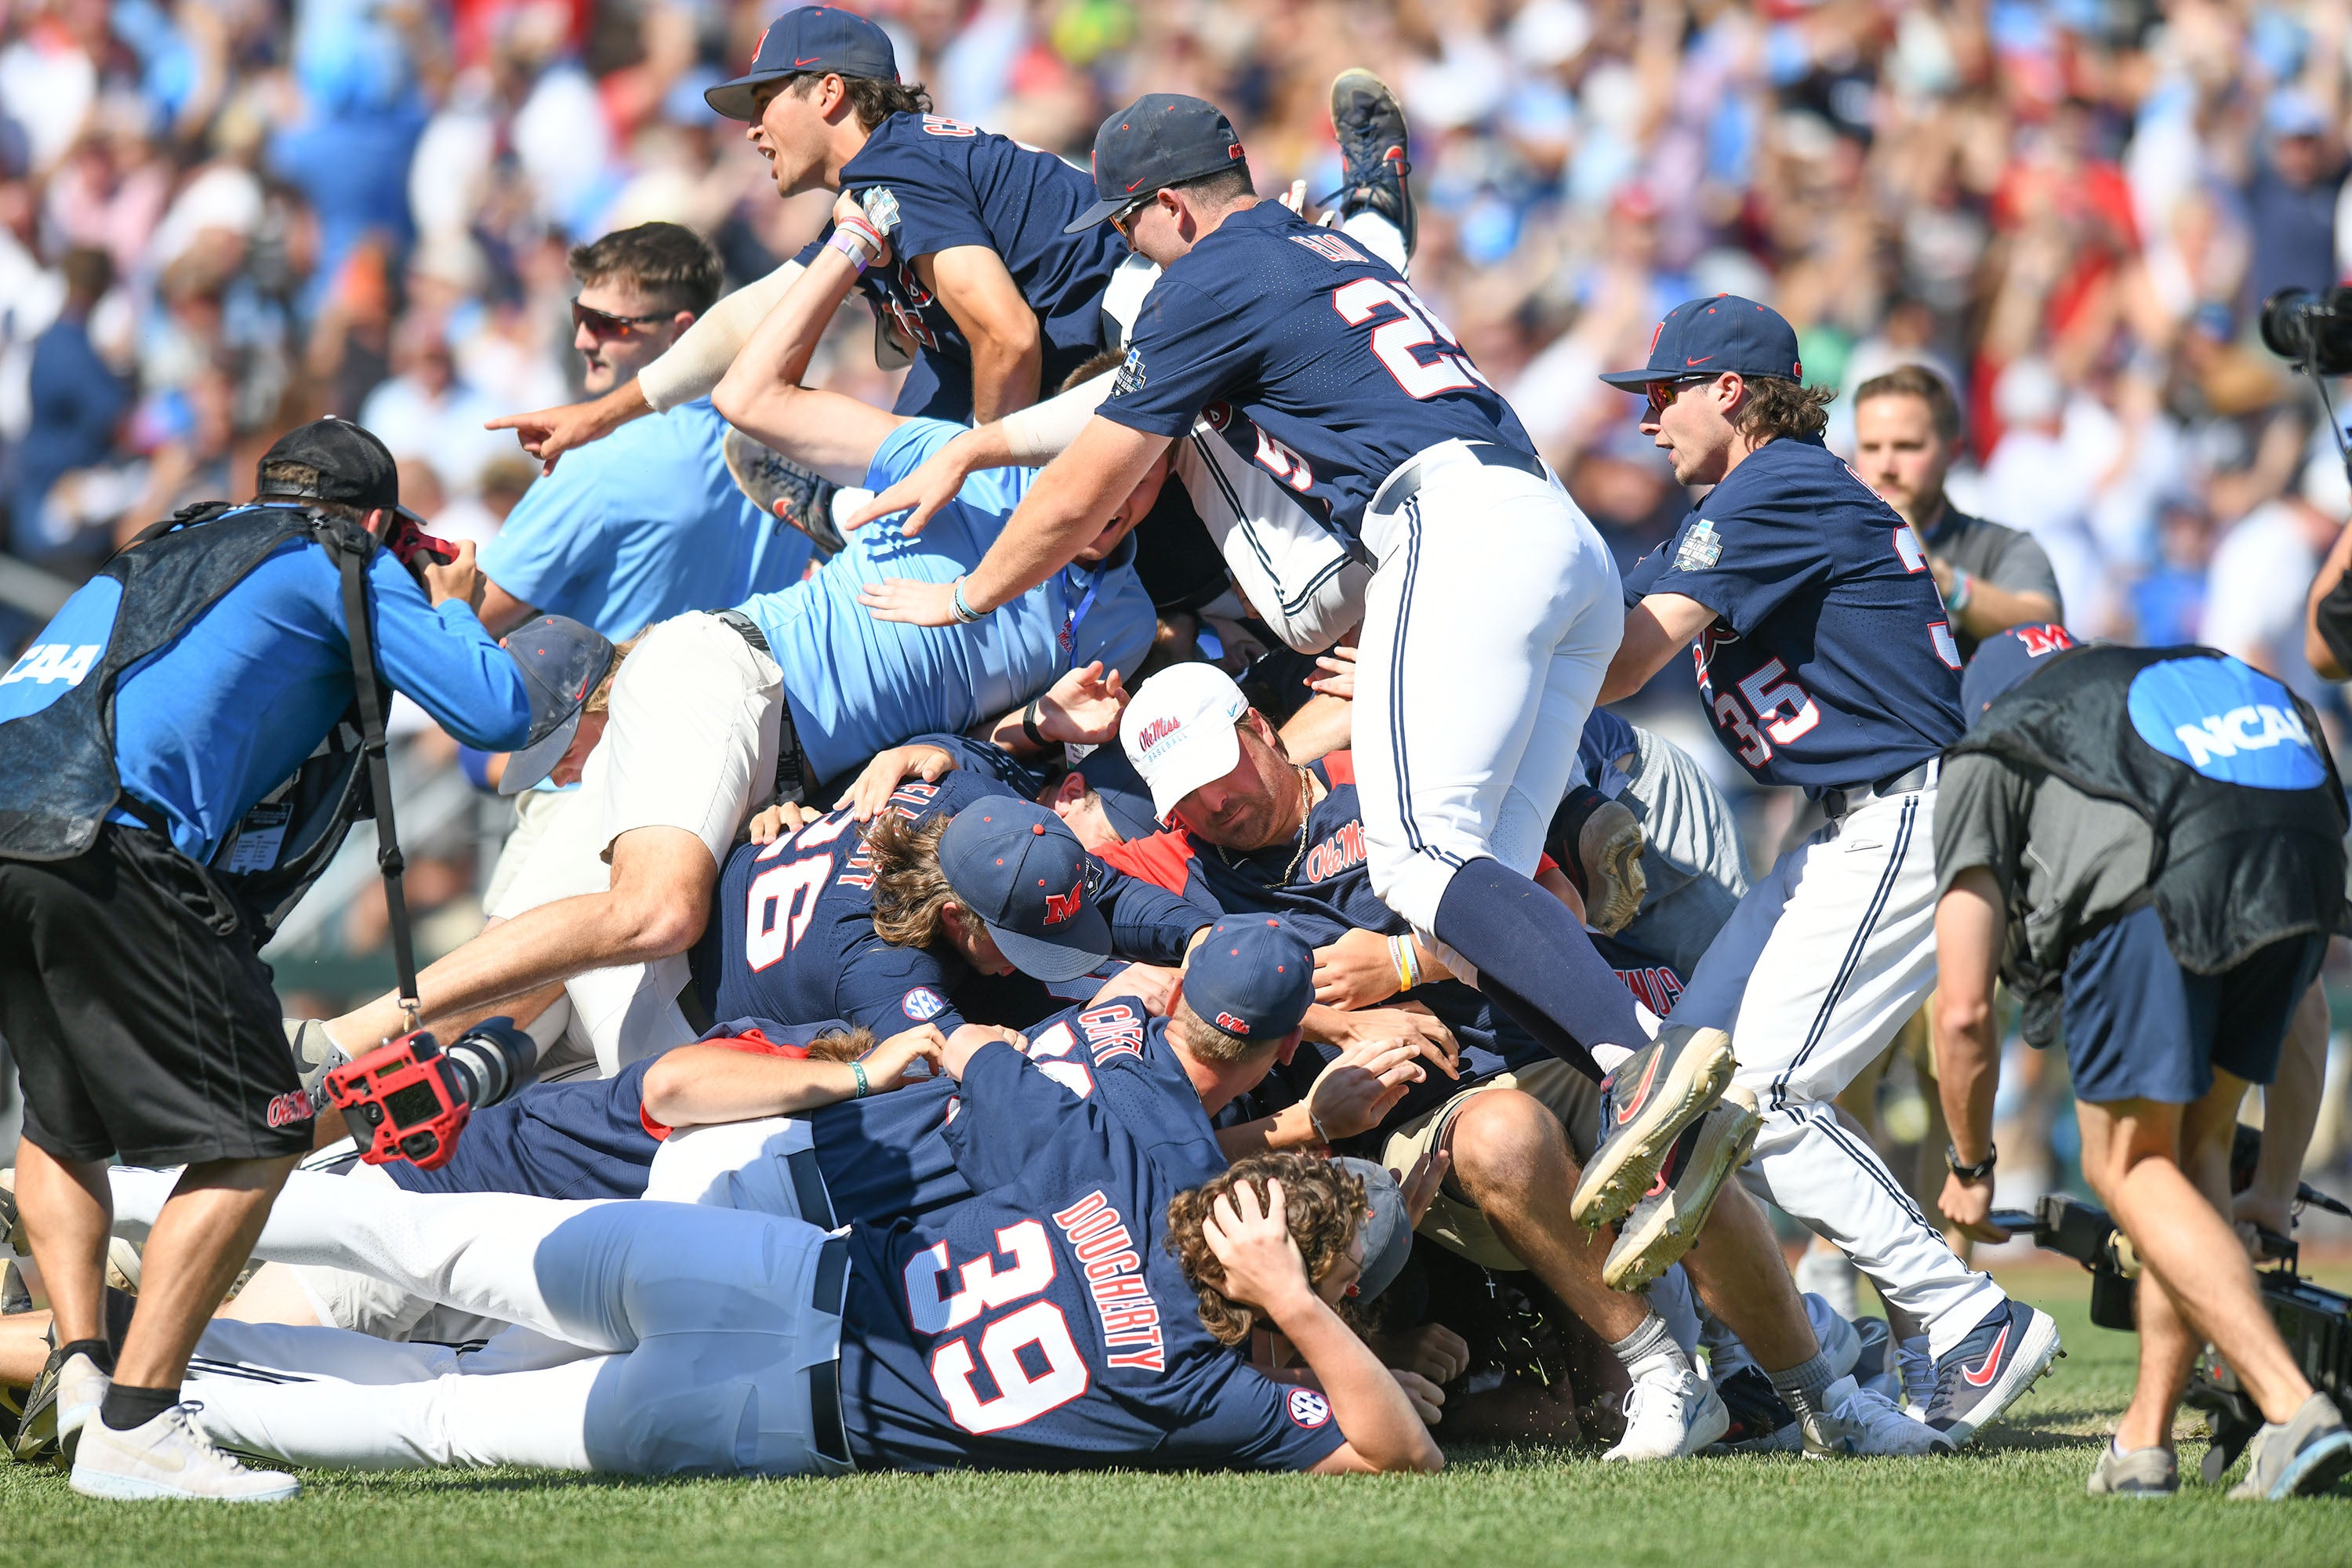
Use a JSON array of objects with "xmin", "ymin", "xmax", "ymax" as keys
[
  {"xmin": 1675, "ymin": 518, "xmax": 1722, "ymax": 571},
  {"xmin": 1113, "ymin": 347, "xmax": 1147, "ymax": 396}
]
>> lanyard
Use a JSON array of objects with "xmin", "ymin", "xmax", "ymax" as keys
[{"xmin": 1058, "ymin": 564, "xmax": 1105, "ymax": 670}]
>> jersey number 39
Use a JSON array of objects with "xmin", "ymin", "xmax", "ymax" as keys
[{"xmin": 905, "ymin": 1224, "xmax": 1089, "ymax": 1433}]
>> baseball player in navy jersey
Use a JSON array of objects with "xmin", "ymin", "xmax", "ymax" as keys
[
  {"xmin": 855, "ymin": 93, "xmax": 1734, "ymax": 1234},
  {"xmin": 1592, "ymin": 297, "xmax": 2060, "ymax": 1446}
]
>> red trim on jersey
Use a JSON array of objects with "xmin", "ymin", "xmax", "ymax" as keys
[
  {"xmin": 1537, "ymin": 851, "xmax": 1559, "ymax": 879},
  {"xmin": 1319, "ymin": 750, "xmax": 1356, "ymax": 786},
  {"xmin": 1095, "ymin": 830, "xmax": 1199, "ymax": 895},
  {"xmin": 639, "ymin": 1028, "xmax": 815, "ymax": 1142}
]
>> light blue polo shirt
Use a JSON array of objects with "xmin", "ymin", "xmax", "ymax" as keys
[
  {"xmin": 477, "ymin": 397, "xmax": 814, "ymax": 639},
  {"xmin": 734, "ymin": 416, "xmax": 1156, "ymax": 787}
]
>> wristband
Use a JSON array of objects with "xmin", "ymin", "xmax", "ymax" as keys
[
  {"xmin": 851, "ymin": 1060, "xmax": 870, "ymax": 1099},
  {"xmin": 1022, "ymin": 697, "xmax": 1047, "ymax": 748},
  {"xmin": 1945, "ymin": 567, "xmax": 1973, "ymax": 615},
  {"xmin": 833, "ymin": 215, "xmax": 884, "ymax": 259},
  {"xmin": 951, "ymin": 576, "xmax": 985, "ymax": 624},
  {"xmin": 1388, "ymin": 933, "xmax": 1417, "ymax": 993},
  {"xmin": 826, "ymin": 231, "xmax": 873, "ymax": 274}
]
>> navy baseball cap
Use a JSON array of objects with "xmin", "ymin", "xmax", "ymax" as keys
[
  {"xmin": 938, "ymin": 799, "xmax": 1112, "ymax": 983},
  {"xmin": 706, "ymin": 6, "xmax": 898, "ymax": 122},
  {"xmin": 1181, "ymin": 916, "xmax": 1313, "ymax": 1042},
  {"xmin": 1959, "ymin": 622, "xmax": 2078, "ymax": 720},
  {"xmin": 1599, "ymin": 295, "xmax": 1803, "ymax": 390},
  {"xmin": 1331, "ymin": 1157, "xmax": 1413, "ymax": 1304},
  {"xmin": 1072, "ymin": 745, "xmax": 1161, "ymax": 842},
  {"xmin": 498, "ymin": 616, "xmax": 618, "ymax": 795},
  {"xmin": 1065, "ymin": 93, "xmax": 1248, "ymax": 234}
]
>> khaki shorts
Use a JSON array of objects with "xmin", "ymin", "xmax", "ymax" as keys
[{"xmin": 1375, "ymin": 1056, "xmax": 1601, "ymax": 1272}]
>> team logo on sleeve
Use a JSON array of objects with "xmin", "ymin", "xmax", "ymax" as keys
[
  {"xmin": 1675, "ymin": 519, "xmax": 1722, "ymax": 571},
  {"xmin": 902, "ymin": 987, "xmax": 949, "ymax": 1021},
  {"xmin": 858, "ymin": 186, "xmax": 902, "ymax": 237},
  {"xmin": 1287, "ymin": 1388, "xmax": 1333, "ymax": 1428},
  {"xmin": 1113, "ymin": 347, "xmax": 1147, "ymax": 396}
]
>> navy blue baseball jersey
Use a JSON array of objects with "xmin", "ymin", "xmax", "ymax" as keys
[
  {"xmin": 1096, "ymin": 201, "xmax": 1533, "ymax": 541},
  {"xmin": 802, "ymin": 112, "xmax": 1123, "ymax": 419},
  {"xmin": 837, "ymin": 1038, "xmax": 1343, "ymax": 1472},
  {"xmin": 1622, "ymin": 436, "xmax": 1965, "ymax": 793}
]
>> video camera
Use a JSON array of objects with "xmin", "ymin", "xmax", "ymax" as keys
[
  {"xmin": 325, "ymin": 1018, "xmax": 533, "ymax": 1171},
  {"xmin": 1992, "ymin": 1127, "xmax": 2352, "ymax": 1483},
  {"xmin": 2260, "ymin": 286, "xmax": 2352, "ymax": 379}
]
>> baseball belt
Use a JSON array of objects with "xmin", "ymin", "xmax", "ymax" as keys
[
  {"xmin": 713, "ymin": 609, "xmax": 811, "ymax": 806},
  {"xmin": 808, "ymin": 1233, "xmax": 853, "ymax": 1467},
  {"xmin": 1367, "ymin": 441, "xmax": 1549, "ymax": 518},
  {"xmin": 1820, "ymin": 757, "xmax": 1939, "ymax": 821}
]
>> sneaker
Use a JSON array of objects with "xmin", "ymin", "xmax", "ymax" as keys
[
  {"xmin": 1, "ymin": 1254, "xmax": 30, "ymax": 1316},
  {"xmin": 1552, "ymin": 786, "xmax": 1646, "ymax": 936},
  {"xmin": 1604, "ymin": 1367, "xmax": 1730, "ymax": 1461},
  {"xmin": 284, "ymin": 1017, "xmax": 350, "ymax": 1105},
  {"xmin": 1325, "ymin": 68, "xmax": 1417, "ymax": 258},
  {"xmin": 1794, "ymin": 1241, "xmax": 1864, "ymax": 1323},
  {"xmin": 1895, "ymin": 1334, "xmax": 1936, "ymax": 1422},
  {"xmin": 14, "ymin": 1345, "xmax": 108, "ymax": 1465},
  {"xmin": 1711, "ymin": 1363, "xmax": 1798, "ymax": 1453},
  {"xmin": 1801, "ymin": 1290, "xmax": 1863, "ymax": 1382},
  {"xmin": 71, "ymin": 1402, "xmax": 298, "ymax": 1502},
  {"xmin": 1572, "ymin": 1026, "xmax": 1737, "ymax": 1229},
  {"xmin": 2228, "ymin": 1392, "xmax": 2352, "ymax": 1501},
  {"xmin": 2087, "ymin": 1442, "xmax": 2180, "ymax": 1497},
  {"xmin": 722, "ymin": 427, "xmax": 846, "ymax": 556},
  {"xmin": 1851, "ymin": 1316, "xmax": 1893, "ymax": 1383},
  {"xmin": 1924, "ymin": 1301, "xmax": 2064, "ymax": 1444},
  {"xmin": 1802, "ymin": 1375, "xmax": 1955, "ymax": 1457},
  {"xmin": 1602, "ymin": 1085, "xmax": 1760, "ymax": 1290}
]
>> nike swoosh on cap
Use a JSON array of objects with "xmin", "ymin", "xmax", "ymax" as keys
[
  {"xmin": 795, "ymin": 55, "xmax": 822, "ymax": 64},
  {"xmin": 1962, "ymin": 1323, "xmax": 2012, "ymax": 1387},
  {"xmin": 1685, "ymin": 355, "xmax": 1714, "ymax": 365}
]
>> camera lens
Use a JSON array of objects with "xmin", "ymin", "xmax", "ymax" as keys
[{"xmin": 2261, "ymin": 289, "xmax": 2316, "ymax": 361}]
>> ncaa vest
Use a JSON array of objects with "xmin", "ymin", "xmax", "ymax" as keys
[
  {"xmin": 1948, "ymin": 644, "xmax": 2347, "ymax": 1013},
  {"xmin": 0, "ymin": 502, "xmax": 387, "ymax": 937}
]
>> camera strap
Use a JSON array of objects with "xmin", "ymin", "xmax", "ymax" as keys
[{"xmin": 324, "ymin": 521, "xmax": 423, "ymax": 1025}]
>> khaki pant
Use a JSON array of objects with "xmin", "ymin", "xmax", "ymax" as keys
[{"xmin": 1375, "ymin": 1058, "xmax": 1601, "ymax": 1272}]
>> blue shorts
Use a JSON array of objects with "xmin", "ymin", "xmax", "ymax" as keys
[{"xmin": 2060, "ymin": 905, "xmax": 2325, "ymax": 1105}]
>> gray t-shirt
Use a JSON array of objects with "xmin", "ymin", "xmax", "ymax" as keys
[{"xmin": 1922, "ymin": 505, "xmax": 2064, "ymax": 659}]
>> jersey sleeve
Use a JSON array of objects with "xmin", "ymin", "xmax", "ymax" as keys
[
  {"xmin": 359, "ymin": 550, "xmax": 533, "ymax": 750},
  {"xmin": 474, "ymin": 459, "xmax": 613, "ymax": 617},
  {"xmin": 944, "ymin": 1037, "xmax": 1108, "ymax": 1190},
  {"xmin": 908, "ymin": 731, "xmax": 1056, "ymax": 797},
  {"xmin": 1646, "ymin": 501, "xmax": 1831, "ymax": 638},
  {"xmin": 1094, "ymin": 857, "xmax": 1216, "ymax": 962},
  {"xmin": 1161, "ymin": 1360, "xmax": 1350, "ymax": 1471},
  {"xmin": 1094, "ymin": 276, "xmax": 1260, "ymax": 439},
  {"xmin": 847, "ymin": 134, "xmax": 994, "ymax": 262},
  {"xmin": 1931, "ymin": 751, "xmax": 2036, "ymax": 904},
  {"xmin": 837, "ymin": 938, "xmax": 967, "ymax": 1036}
]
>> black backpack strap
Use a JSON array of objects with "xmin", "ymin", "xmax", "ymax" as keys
[{"xmin": 324, "ymin": 519, "xmax": 423, "ymax": 1025}]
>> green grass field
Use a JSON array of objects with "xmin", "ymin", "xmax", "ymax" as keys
[{"xmin": 10, "ymin": 1261, "xmax": 2352, "ymax": 1568}]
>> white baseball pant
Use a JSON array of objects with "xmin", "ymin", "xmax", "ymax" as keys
[
  {"xmin": 491, "ymin": 611, "xmax": 785, "ymax": 1076},
  {"xmin": 1350, "ymin": 443, "xmax": 1624, "ymax": 938},
  {"xmin": 641, "ymin": 1114, "xmax": 826, "ymax": 1219},
  {"xmin": 180, "ymin": 1178, "xmax": 847, "ymax": 1475},
  {"xmin": 1665, "ymin": 779, "xmax": 2009, "ymax": 1359}
]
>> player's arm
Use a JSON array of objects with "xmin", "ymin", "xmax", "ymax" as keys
[
  {"xmin": 640, "ymin": 1026, "xmax": 946, "ymax": 1128},
  {"xmin": 476, "ymin": 579, "xmax": 539, "ymax": 637},
  {"xmin": 846, "ymin": 371, "xmax": 1115, "ymax": 536},
  {"xmin": 1213, "ymin": 1036, "xmax": 1450, "ymax": 1160},
  {"xmin": 1599, "ymin": 592, "xmax": 1717, "ymax": 702},
  {"xmin": 914, "ymin": 245, "xmax": 1043, "ymax": 423},
  {"xmin": 974, "ymin": 659, "xmax": 1127, "ymax": 759},
  {"xmin": 1203, "ymin": 1178, "xmax": 1442, "ymax": 1473}
]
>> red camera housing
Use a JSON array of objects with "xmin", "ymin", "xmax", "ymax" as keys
[{"xmin": 326, "ymin": 1029, "xmax": 472, "ymax": 1170}]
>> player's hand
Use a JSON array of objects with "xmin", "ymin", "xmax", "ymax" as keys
[
  {"xmin": 837, "ymin": 743, "xmax": 957, "ymax": 820},
  {"xmin": 1202, "ymin": 1175, "xmax": 1314, "ymax": 1313},
  {"xmin": 485, "ymin": 389, "xmax": 639, "ymax": 474},
  {"xmin": 1937, "ymin": 1171, "xmax": 2009, "ymax": 1243},
  {"xmin": 1388, "ymin": 1368, "xmax": 1445, "ymax": 1425},
  {"xmin": 1307, "ymin": 644, "xmax": 1358, "ymax": 702},
  {"xmin": 1371, "ymin": 1323, "xmax": 1471, "ymax": 1388},
  {"xmin": 862, "ymin": 1024, "xmax": 946, "ymax": 1091},
  {"xmin": 943, "ymin": 1022, "xmax": 1029, "ymax": 1080},
  {"xmin": 1312, "ymin": 927, "xmax": 1402, "ymax": 1009},
  {"xmin": 1277, "ymin": 178, "xmax": 1309, "ymax": 216},
  {"xmin": 833, "ymin": 188, "xmax": 894, "ymax": 267},
  {"xmin": 746, "ymin": 799, "xmax": 821, "ymax": 844},
  {"xmin": 844, "ymin": 430, "xmax": 981, "ymax": 536},
  {"xmin": 419, "ymin": 539, "xmax": 486, "ymax": 613},
  {"xmin": 1305, "ymin": 1036, "xmax": 1450, "ymax": 1142},
  {"xmin": 1396, "ymin": 1145, "xmax": 1450, "ymax": 1229},
  {"xmin": 858, "ymin": 576, "xmax": 962, "ymax": 626},
  {"xmin": 1092, "ymin": 961, "xmax": 1179, "ymax": 1014},
  {"xmin": 1317, "ymin": 1004, "xmax": 1460, "ymax": 1073},
  {"xmin": 1038, "ymin": 661, "xmax": 1128, "ymax": 746}
]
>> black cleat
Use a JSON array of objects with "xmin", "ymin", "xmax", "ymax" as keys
[{"xmin": 1327, "ymin": 68, "xmax": 1417, "ymax": 260}]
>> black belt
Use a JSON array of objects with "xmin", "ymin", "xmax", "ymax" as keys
[
  {"xmin": 808, "ymin": 1234, "xmax": 851, "ymax": 1467},
  {"xmin": 713, "ymin": 610, "xmax": 810, "ymax": 806},
  {"xmin": 1368, "ymin": 441, "xmax": 1549, "ymax": 517},
  {"xmin": 1820, "ymin": 760, "xmax": 1936, "ymax": 821}
]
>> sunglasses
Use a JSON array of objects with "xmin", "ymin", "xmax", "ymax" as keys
[
  {"xmin": 1644, "ymin": 373, "xmax": 1718, "ymax": 416},
  {"xmin": 1109, "ymin": 194, "xmax": 1154, "ymax": 241},
  {"xmin": 572, "ymin": 299, "xmax": 672, "ymax": 340}
]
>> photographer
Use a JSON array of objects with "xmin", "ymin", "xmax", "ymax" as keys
[
  {"xmin": 0, "ymin": 419, "xmax": 531, "ymax": 1502},
  {"xmin": 1931, "ymin": 626, "xmax": 2352, "ymax": 1501}
]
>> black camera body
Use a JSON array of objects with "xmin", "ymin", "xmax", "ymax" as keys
[{"xmin": 2260, "ymin": 285, "xmax": 2352, "ymax": 377}]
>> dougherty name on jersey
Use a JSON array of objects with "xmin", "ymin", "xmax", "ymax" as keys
[{"xmin": 1051, "ymin": 1187, "xmax": 1168, "ymax": 1371}]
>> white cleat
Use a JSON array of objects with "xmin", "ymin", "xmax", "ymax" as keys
[
  {"xmin": 70, "ymin": 1403, "xmax": 299, "ymax": 1502},
  {"xmin": 1604, "ymin": 1368, "xmax": 1730, "ymax": 1461},
  {"xmin": 1799, "ymin": 1375, "xmax": 1955, "ymax": 1458}
]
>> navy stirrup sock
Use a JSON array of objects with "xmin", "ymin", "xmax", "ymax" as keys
[{"xmin": 1432, "ymin": 858, "xmax": 1647, "ymax": 1082}]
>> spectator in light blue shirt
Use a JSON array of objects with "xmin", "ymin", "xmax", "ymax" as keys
[{"xmin": 475, "ymin": 223, "xmax": 814, "ymax": 640}]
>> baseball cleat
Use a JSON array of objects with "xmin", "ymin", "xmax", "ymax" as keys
[
  {"xmin": 1572, "ymin": 1025, "xmax": 1736, "ymax": 1229},
  {"xmin": 1552, "ymin": 786, "xmax": 1646, "ymax": 936},
  {"xmin": 723, "ymin": 426, "xmax": 846, "ymax": 556},
  {"xmin": 1708, "ymin": 1364, "xmax": 1798, "ymax": 1453},
  {"xmin": 1894, "ymin": 1333, "xmax": 1936, "ymax": 1421},
  {"xmin": 2227, "ymin": 1392, "xmax": 2352, "ymax": 1501},
  {"xmin": 2087, "ymin": 1442, "xmax": 2180, "ymax": 1497},
  {"xmin": 14, "ymin": 1343, "xmax": 108, "ymax": 1466},
  {"xmin": 1600, "ymin": 1085, "xmax": 1759, "ymax": 1290},
  {"xmin": 1327, "ymin": 68, "xmax": 1417, "ymax": 260},
  {"xmin": 71, "ymin": 1402, "xmax": 299, "ymax": 1502},
  {"xmin": 1799, "ymin": 1375, "xmax": 1954, "ymax": 1457},
  {"xmin": 1923, "ymin": 1300, "xmax": 2063, "ymax": 1444},
  {"xmin": 285, "ymin": 1017, "xmax": 350, "ymax": 1105},
  {"xmin": 1603, "ymin": 1367, "xmax": 1728, "ymax": 1461}
]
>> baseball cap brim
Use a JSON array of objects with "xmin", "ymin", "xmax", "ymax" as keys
[
  {"xmin": 1331, "ymin": 1157, "xmax": 1412, "ymax": 1304},
  {"xmin": 1063, "ymin": 194, "xmax": 1134, "ymax": 234},
  {"xmin": 498, "ymin": 707, "xmax": 582, "ymax": 797},
  {"xmin": 1138, "ymin": 721, "xmax": 1242, "ymax": 822},
  {"xmin": 988, "ymin": 902, "xmax": 1115, "ymax": 985},
  {"xmin": 703, "ymin": 74, "xmax": 773, "ymax": 121},
  {"xmin": 1597, "ymin": 365, "xmax": 1681, "ymax": 389}
]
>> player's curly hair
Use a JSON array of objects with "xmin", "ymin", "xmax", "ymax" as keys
[
  {"xmin": 779, "ymin": 71, "xmax": 934, "ymax": 134},
  {"xmin": 802, "ymin": 1025, "xmax": 877, "ymax": 1062},
  {"xmin": 1733, "ymin": 376, "xmax": 1837, "ymax": 444},
  {"xmin": 865, "ymin": 812, "xmax": 978, "ymax": 950},
  {"xmin": 1163, "ymin": 1152, "xmax": 1367, "ymax": 1346}
]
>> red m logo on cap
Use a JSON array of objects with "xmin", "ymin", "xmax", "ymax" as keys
[{"xmin": 1044, "ymin": 878, "xmax": 1084, "ymax": 925}]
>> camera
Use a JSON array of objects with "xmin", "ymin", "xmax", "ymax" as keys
[
  {"xmin": 2259, "ymin": 285, "xmax": 2352, "ymax": 377},
  {"xmin": 326, "ymin": 1018, "xmax": 534, "ymax": 1171},
  {"xmin": 387, "ymin": 506, "xmax": 457, "ymax": 575}
]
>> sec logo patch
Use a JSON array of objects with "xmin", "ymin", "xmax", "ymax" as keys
[
  {"xmin": 902, "ymin": 987, "xmax": 948, "ymax": 1021},
  {"xmin": 1287, "ymin": 1388, "xmax": 1332, "ymax": 1429}
]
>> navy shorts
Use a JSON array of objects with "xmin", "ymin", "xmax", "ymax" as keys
[{"xmin": 2060, "ymin": 905, "xmax": 2325, "ymax": 1105}]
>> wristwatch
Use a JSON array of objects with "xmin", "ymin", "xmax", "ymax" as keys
[
  {"xmin": 1021, "ymin": 697, "xmax": 1047, "ymax": 749},
  {"xmin": 1946, "ymin": 1142, "xmax": 1997, "ymax": 1184}
]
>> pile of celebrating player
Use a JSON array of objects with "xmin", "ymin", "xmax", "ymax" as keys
[{"xmin": 6, "ymin": 1, "xmax": 2350, "ymax": 1508}]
